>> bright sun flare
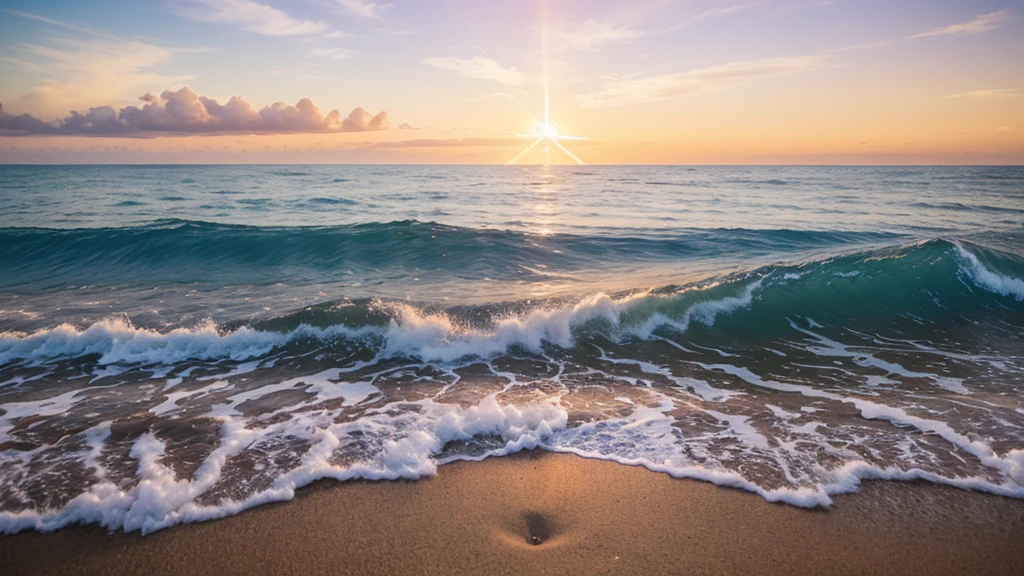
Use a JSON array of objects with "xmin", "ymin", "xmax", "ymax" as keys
[
  {"xmin": 506, "ymin": 3, "xmax": 586, "ymax": 166},
  {"xmin": 506, "ymin": 105, "xmax": 587, "ymax": 168},
  {"xmin": 539, "ymin": 122, "xmax": 560, "ymax": 139}
]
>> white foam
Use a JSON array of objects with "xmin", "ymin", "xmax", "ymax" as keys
[
  {"xmin": 705, "ymin": 409, "xmax": 770, "ymax": 449},
  {"xmin": 0, "ymin": 318, "xmax": 380, "ymax": 367},
  {"xmin": 632, "ymin": 279, "xmax": 762, "ymax": 339},
  {"xmin": 0, "ymin": 391, "xmax": 569, "ymax": 534},
  {"xmin": 0, "ymin": 283, "xmax": 761, "ymax": 367},
  {"xmin": 0, "ymin": 389, "xmax": 88, "ymax": 442},
  {"xmin": 149, "ymin": 380, "xmax": 231, "ymax": 416},
  {"xmin": 695, "ymin": 361, "xmax": 1022, "ymax": 483},
  {"xmin": 766, "ymin": 404, "xmax": 798, "ymax": 419},
  {"xmin": 789, "ymin": 320, "xmax": 969, "ymax": 394},
  {"xmin": 956, "ymin": 243, "xmax": 1024, "ymax": 301},
  {"xmin": 381, "ymin": 296, "xmax": 620, "ymax": 361},
  {"xmin": 218, "ymin": 368, "xmax": 382, "ymax": 416},
  {"xmin": 3, "ymin": 351, "xmax": 1023, "ymax": 535},
  {"xmin": 596, "ymin": 344, "xmax": 734, "ymax": 401}
]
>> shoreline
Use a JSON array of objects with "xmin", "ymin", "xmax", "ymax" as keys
[{"xmin": 2, "ymin": 451, "xmax": 1023, "ymax": 575}]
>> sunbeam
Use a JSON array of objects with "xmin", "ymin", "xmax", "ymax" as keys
[{"xmin": 506, "ymin": 0, "xmax": 586, "ymax": 166}]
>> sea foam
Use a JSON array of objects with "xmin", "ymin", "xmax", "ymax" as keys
[{"xmin": 1, "ymin": 240, "xmax": 1022, "ymax": 534}]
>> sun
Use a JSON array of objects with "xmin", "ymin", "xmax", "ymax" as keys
[
  {"xmin": 506, "ymin": 109, "xmax": 587, "ymax": 170},
  {"xmin": 539, "ymin": 121, "xmax": 560, "ymax": 139},
  {"xmin": 506, "ymin": 3, "xmax": 586, "ymax": 166},
  {"xmin": 508, "ymin": 120, "xmax": 587, "ymax": 166}
]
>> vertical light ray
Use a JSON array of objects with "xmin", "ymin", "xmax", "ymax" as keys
[
  {"xmin": 506, "ymin": 0, "xmax": 585, "ymax": 165},
  {"xmin": 542, "ymin": 0, "xmax": 550, "ymax": 126}
]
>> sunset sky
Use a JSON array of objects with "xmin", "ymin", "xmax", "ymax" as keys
[{"xmin": 1, "ymin": 0, "xmax": 1022, "ymax": 164}]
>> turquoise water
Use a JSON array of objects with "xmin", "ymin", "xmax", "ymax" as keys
[{"xmin": 0, "ymin": 165, "xmax": 1023, "ymax": 533}]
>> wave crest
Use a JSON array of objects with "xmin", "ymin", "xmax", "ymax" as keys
[{"xmin": 2, "ymin": 240, "xmax": 1021, "ymax": 367}]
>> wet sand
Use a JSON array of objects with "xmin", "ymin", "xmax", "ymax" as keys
[{"xmin": 2, "ymin": 451, "xmax": 1023, "ymax": 575}]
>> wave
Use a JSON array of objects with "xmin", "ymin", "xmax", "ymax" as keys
[
  {"xmin": 0, "ymin": 219, "xmax": 907, "ymax": 292},
  {"xmin": 956, "ymin": 242, "xmax": 1024, "ymax": 301},
  {"xmin": 0, "ymin": 319, "xmax": 380, "ymax": 367},
  {"xmin": 1, "ymin": 239, "xmax": 1023, "ymax": 535},
  {"xmin": 303, "ymin": 197, "xmax": 358, "ymax": 206},
  {"xmin": 2, "ymin": 239, "xmax": 1021, "ymax": 367}
]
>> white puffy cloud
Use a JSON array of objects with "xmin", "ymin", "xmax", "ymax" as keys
[
  {"xmin": 339, "ymin": 106, "xmax": 389, "ymax": 131},
  {"xmin": 0, "ymin": 87, "xmax": 388, "ymax": 135},
  {"xmin": 423, "ymin": 57, "xmax": 526, "ymax": 86}
]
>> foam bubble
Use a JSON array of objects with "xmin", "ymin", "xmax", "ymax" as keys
[
  {"xmin": 956, "ymin": 243, "xmax": 1024, "ymax": 301},
  {"xmin": 0, "ymin": 392, "xmax": 570, "ymax": 534},
  {"xmin": 0, "ymin": 318, "xmax": 380, "ymax": 367},
  {"xmin": 0, "ymin": 283, "xmax": 762, "ymax": 367}
]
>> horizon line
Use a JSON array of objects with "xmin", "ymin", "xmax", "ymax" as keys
[{"xmin": 1, "ymin": 162, "xmax": 1022, "ymax": 168}]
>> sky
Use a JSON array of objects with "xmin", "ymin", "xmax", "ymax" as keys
[{"xmin": 0, "ymin": 0, "xmax": 1022, "ymax": 164}]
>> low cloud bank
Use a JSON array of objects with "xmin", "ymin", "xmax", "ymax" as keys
[{"xmin": 0, "ymin": 87, "xmax": 388, "ymax": 136}]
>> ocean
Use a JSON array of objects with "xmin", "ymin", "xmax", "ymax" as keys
[{"xmin": 1, "ymin": 164, "xmax": 1023, "ymax": 534}]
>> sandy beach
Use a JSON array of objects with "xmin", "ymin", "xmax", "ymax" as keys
[{"xmin": 2, "ymin": 451, "xmax": 1023, "ymax": 575}]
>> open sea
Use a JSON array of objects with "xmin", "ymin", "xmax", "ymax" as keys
[{"xmin": 1, "ymin": 164, "xmax": 1023, "ymax": 534}]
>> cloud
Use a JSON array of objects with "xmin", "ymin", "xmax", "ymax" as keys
[
  {"xmin": 178, "ymin": 0, "xmax": 329, "ymax": 36},
  {"xmin": 3, "ymin": 9, "xmax": 113, "ymax": 39},
  {"xmin": 0, "ymin": 87, "xmax": 388, "ymax": 136},
  {"xmin": 576, "ymin": 56, "xmax": 829, "ymax": 108},
  {"xmin": 946, "ymin": 88, "xmax": 1024, "ymax": 101},
  {"xmin": 910, "ymin": 9, "xmax": 1011, "ymax": 39},
  {"xmin": 339, "ymin": 107, "xmax": 388, "ymax": 131},
  {"xmin": 370, "ymin": 138, "xmax": 522, "ymax": 149},
  {"xmin": 396, "ymin": 123, "xmax": 432, "ymax": 131},
  {"xmin": 552, "ymin": 3, "xmax": 764, "ymax": 51},
  {"xmin": 318, "ymin": 31, "xmax": 353, "ymax": 39},
  {"xmin": 0, "ymin": 104, "xmax": 55, "ymax": 134},
  {"xmin": 334, "ymin": 0, "xmax": 391, "ymax": 19},
  {"xmin": 555, "ymin": 19, "xmax": 648, "ymax": 51},
  {"xmin": 307, "ymin": 47, "xmax": 355, "ymax": 60},
  {"xmin": 5, "ymin": 36, "xmax": 192, "ymax": 120},
  {"xmin": 375, "ymin": 28, "xmax": 413, "ymax": 36},
  {"xmin": 664, "ymin": 2, "xmax": 767, "ymax": 32},
  {"xmin": 423, "ymin": 57, "xmax": 526, "ymax": 86},
  {"xmin": 828, "ymin": 40, "xmax": 897, "ymax": 52}
]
